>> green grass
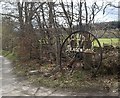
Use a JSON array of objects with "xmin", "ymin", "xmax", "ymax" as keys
[
  {"xmin": 2, "ymin": 50, "xmax": 17, "ymax": 61},
  {"xmin": 93, "ymin": 38, "xmax": 120, "ymax": 47}
]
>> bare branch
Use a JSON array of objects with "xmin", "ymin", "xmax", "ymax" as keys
[
  {"xmin": 1, "ymin": 13, "xmax": 19, "ymax": 18},
  {"xmin": 103, "ymin": 3, "xmax": 120, "ymax": 14}
]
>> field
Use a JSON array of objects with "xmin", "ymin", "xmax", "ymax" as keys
[{"xmin": 93, "ymin": 38, "xmax": 120, "ymax": 47}]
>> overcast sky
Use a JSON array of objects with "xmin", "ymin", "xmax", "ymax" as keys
[
  {"xmin": 89, "ymin": 0, "xmax": 119, "ymax": 22},
  {"xmin": 0, "ymin": 0, "xmax": 119, "ymax": 23},
  {"xmin": 58, "ymin": 0, "xmax": 119, "ymax": 22}
]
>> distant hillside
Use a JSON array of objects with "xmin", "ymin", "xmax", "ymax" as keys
[
  {"xmin": 73, "ymin": 21, "xmax": 119, "ymax": 31},
  {"xmin": 71, "ymin": 21, "xmax": 119, "ymax": 38},
  {"xmin": 93, "ymin": 21, "xmax": 119, "ymax": 30}
]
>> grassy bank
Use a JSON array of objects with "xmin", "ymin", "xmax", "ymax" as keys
[
  {"xmin": 12, "ymin": 58, "xmax": 118, "ymax": 93},
  {"xmin": 2, "ymin": 46, "xmax": 118, "ymax": 93}
]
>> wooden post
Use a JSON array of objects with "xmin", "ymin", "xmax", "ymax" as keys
[{"xmin": 83, "ymin": 35, "xmax": 93, "ymax": 69}]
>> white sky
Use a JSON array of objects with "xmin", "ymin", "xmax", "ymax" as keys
[
  {"xmin": 0, "ymin": 0, "xmax": 120, "ymax": 23},
  {"xmin": 86, "ymin": 0, "xmax": 119, "ymax": 22},
  {"xmin": 57, "ymin": 0, "xmax": 119, "ymax": 22}
]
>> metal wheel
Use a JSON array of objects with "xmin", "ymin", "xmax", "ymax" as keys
[{"xmin": 60, "ymin": 30, "xmax": 102, "ymax": 77}]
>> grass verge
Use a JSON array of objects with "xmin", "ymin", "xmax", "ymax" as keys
[{"xmin": 2, "ymin": 50, "xmax": 17, "ymax": 61}]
